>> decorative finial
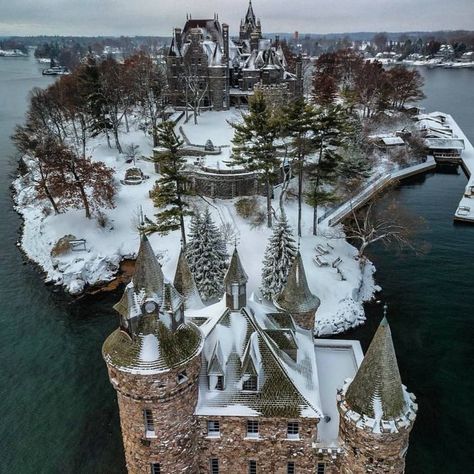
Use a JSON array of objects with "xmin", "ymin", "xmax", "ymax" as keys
[
  {"xmin": 138, "ymin": 206, "xmax": 145, "ymax": 235},
  {"xmin": 297, "ymin": 236, "xmax": 301, "ymax": 252},
  {"xmin": 383, "ymin": 302, "xmax": 388, "ymax": 319},
  {"xmin": 234, "ymin": 237, "xmax": 238, "ymax": 249}
]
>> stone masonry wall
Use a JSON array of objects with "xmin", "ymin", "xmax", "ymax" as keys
[
  {"xmin": 291, "ymin": 310, "xmax": 316, "ymax": 332},
  {"xmin": 337, "ymin": 405, "xmax": 413, "ymax": 474},
  {"xmin": 196, "ymin": 416, "xmax": 318, "ymax": 473},
  {"xmin": 107, "ymin": 354, "xmax": 201, "ymax": 474}
]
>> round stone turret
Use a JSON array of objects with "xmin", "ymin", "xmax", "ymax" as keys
[
  {"xmin": 103, "ymin": 235, "xmax": 203, "ymax": 473},
  {"xmin": 337, "ymin": 317, "xmax": 417, "ymax": 474}
]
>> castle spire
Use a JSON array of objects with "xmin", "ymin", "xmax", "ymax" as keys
[
  {"xmin": 274, "ymin": 251, "xmax": 320, "ymax": 316},
  {"xmin": 132, "ymin": 234, "xmax": 164, "ymax": 295},
  {"xmin": 173, "ymin": 246, "xmax": 203, "ymax": 309},
  {"xmin": 345, "ymin": 316, "xmax": 406, "ymax": 419},
  {"xmin": 224, "ymin": 247, "xmax": 248, "ymax": 310}
]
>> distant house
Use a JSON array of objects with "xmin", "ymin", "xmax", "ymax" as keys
[{"xmin": 424, "ymin": 137, "xmax": 465, "ymax": 162}]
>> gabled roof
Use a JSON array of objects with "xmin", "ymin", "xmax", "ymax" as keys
[
  {"xmin": 224, "ymin": 247, "xmax": 248, "ymax": 285},
  {"xmin": 196, "ymin": 301, "xmax": 322, "ymax": 418},
  {"xmin": 345, "ymin": 317, "xmax": 406, "ymax": 420},
  {"xmin": 274, "ymin": 252, "xmax": 320, "ymax": 314}
]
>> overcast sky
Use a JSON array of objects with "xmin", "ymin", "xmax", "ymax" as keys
[{"xmin": 0, "ymin": 0, "xmax": 473, "ymax": 37}]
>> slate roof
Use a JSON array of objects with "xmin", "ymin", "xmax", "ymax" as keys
[
  {"xmin": 196, "ymin": 300, "xmax": 322, "ymax": 418},
  {"xmin": 345, "ymin": 317, "xmax": 406, "ymax": 420},
  {"xmin": 274, "ymin": 252, "xmax": 320, "ymax": 314},
  {"xmin": 132, "ymin": 235, "xmax": 165, "ymax": 296},
  {"xmin": 173, "ymin": 247, "xmax": 203, "ymax": 309},
  {"xmin": 224, "ymin": 248, "xmax": 248, "ymax": 285},
  {"xmin": 103, "ymin": 322, "xmax": 202, "ymax": 374},
  {"xmin": 105, "ymin": 236, "xmax": 202, "ymax": 374}
]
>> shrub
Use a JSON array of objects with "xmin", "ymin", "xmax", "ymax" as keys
[
  {"xmin": 235, "ymin": 197, "xmax": 259, "ymax": 219},
  {"xmin": 51, "ymin": 234, "xmax": 75, "ymax": 257}
]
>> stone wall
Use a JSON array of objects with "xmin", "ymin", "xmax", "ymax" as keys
[
  {"xmin": 106, "ymin": 354, "xmax": 201, "ymax": 474},
  {"xmin": 196, "ymin": 416, "xmax": 318, "ymax": 473},
  {"xmin": 291, "ymin": 310, "xmax": 316, "ymax": 332},
  {"xmin": 336, "ymin": 396, "xmax": 415, "ymax": 474}
]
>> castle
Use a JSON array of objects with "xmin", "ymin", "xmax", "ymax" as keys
[
  {"xmin": 103, "ymin": 235, "xmax": 418, "ymax": 473},
  {"xmin": 166, "ymin": 1, "xmax": 303, "ymax": 110}
]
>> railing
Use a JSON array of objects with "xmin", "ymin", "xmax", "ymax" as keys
[{"xmin": 319, "ymin": 157, "xmax": 436, "ymax": 227}]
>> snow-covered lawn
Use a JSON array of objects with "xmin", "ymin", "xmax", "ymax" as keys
[{"xmin": 14, "ymin": 110, "xmax": 379, "ymax": 336}]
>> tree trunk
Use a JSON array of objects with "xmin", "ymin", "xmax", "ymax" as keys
[
  {"xmin": 113, "ymin": 126, "xmax": 123, "ymax": 154},
  {"xmin": 297, "ymin": 157, "xmax": 303, "ymax": 237},
  {"xmin": 124, "ymin": 111, "xmax": 130, "ymax": 133},
  {"xmin": 71, "ymin": 166, "xmax": 91, "ymax": 219},
  {"xmin": 313, "ymin": 205, "xmax": 318, "ymax": 236},
  {"xmin": 265, "ymin": 174, "xmax": 272, "ymax": 228}
]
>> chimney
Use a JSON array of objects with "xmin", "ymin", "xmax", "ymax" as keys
[
  {"xmin": 174, "ymin": 28, "xmax": 182, "ymax": 52},
  {"xmin": 222, "ymin": 23, "xmax": 230, "ymax": 62}
]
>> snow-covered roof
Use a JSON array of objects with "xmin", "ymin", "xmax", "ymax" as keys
[
  {"xmin": 380, "ymin": 136, "xmax": 405, "ymax": 146},
  {"xmin": 345, "ymin": 317, "xmax": 406, "ymax": 420},
  {"xmin": 274, "ymin": 251, "xmax": 320, "ymax": 314},
  {"xmin": 425, "ymin": 137, "xmax": 465, "ymax": 150},
  {"xmin": 196, "ymin": 299, "xmax": 323, "ymax": 418}
]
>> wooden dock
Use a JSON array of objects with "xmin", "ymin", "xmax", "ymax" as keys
[
  {"xmin": 320, "ymin": 157, "xmax": 437, "ymax": 228},
  {"xmin": 445, "ymin": 114, "xmax": 474, "ymax": 223}
]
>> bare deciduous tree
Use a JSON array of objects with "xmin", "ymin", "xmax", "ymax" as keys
[{"xmin": 343, "ymin": 190, "xmax": 428, "ymax": 259}]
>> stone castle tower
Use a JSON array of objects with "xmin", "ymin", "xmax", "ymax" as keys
[
  {"xmin": 103, "ymin": 235, "xmax": 203, "ymax": 473},
  {"xmin": 337, "ymin": 316, "xmax": 418, "ymax": 474}
]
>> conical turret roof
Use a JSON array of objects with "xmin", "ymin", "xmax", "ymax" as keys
[
  {"xmin": 274, "ymin": 252, "xmax": 320, "ymax": 313},
  {"xmin": 132, "ymin": 235, "xmax": 165, "ymax": 295},
  {"xmin": 345, "ymin": 317, "xmax": 406, "ymax": 420},
  {"xmin": 173, "ymin": 247, "xmax": 203, "ymax": 309},
  {"xmin": 224, "ymin": 247, "xmax": 248, "ymax": 285}
]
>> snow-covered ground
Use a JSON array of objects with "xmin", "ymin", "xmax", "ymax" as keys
[{"xmin": 13, "ymin": 109, "xmax": 380, "ymax": 336}]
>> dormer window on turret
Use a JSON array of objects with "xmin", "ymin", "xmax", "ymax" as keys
[
  {"xmin": 242, "ymin": 374, "xmax": 258, "ymax": 391},
  {"xmin": 208, "ymin": 341, "xmax": 225, "ymax": 391}
]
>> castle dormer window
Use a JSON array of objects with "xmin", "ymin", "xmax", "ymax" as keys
[{"xmin": 242, "ymin": 375, "xmax": 258, "ymax": 392}]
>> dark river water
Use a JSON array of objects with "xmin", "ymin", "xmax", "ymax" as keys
[{"xmin": 0, "ymin": 56, "xmax": 472, "ymax": 473}]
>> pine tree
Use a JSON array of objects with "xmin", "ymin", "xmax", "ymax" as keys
[
  {"xmin": 186, "ymin": 208, "xmax": 228, "ymax": 301},
  {"xmin": 306, "ymin": 105, "xmax": 354, "ymax": 235},
  {"xmin": 282, "ymin": 98, "xmax": 317, "ymax": 237},
  {"xmin": 261, "ymin": 213, "xmax": 297, "ymax": 300},
  {"xmin": 337, "ymin": 145, "xmax": 372, "ymax": 197},
  {"xmin": 151, "ymin": 121, "xmax": 192, "ymax": 244},
  {"xmin": 231, "ymin": 91, "xmax": 281, "ymax": 228}
]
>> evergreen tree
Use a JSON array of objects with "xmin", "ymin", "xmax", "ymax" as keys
[
  {"xmin": 337, "ymin": 145, "xmax": 372, "ymax": 197},
  {"xmin": 261, "ymin": 213, "xmax": 297, "ymax": 300},
  {"xmin": 306, "ymin": 105, "xmax": 353, "ymax": 235},
  {"xmin": 282, "ymin": 98, "xmax": 317, "ymax": 237},
  {"xmin": 186, "ymin": 208, "xmax": 228, "ymax": 301},
  {"xmin": 151, "ymin": 121, "xmax": 191, "ymax": 244},
  {"xmin": 231, "ymin": 91, "xmax": 281, "ymax": 228}
]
